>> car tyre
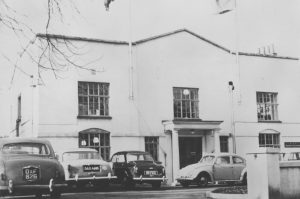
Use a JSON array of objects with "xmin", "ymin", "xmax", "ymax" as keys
[
  {"xmin": 121, "ymin": 175, "xmax": 135, "ymax": 189},
  {"xmin": 35, "ymin": 193, "xmax": 43, "ymax": 199},
  {"xmin": 151, "ymin": 181, "xmax": 161, "ymax": 189},
  {"xmin": 197, "ymin": 174, "xmax": 208, "ymax": 187},
  {"xmin": 50, "ymin": 191, "xmax": 61, "ymax": 199},
  {"xmin": 180, "ymin": 181, "xmax": 190, "ymax": 188}
]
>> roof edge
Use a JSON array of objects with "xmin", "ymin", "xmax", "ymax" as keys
[
  {"xmin": 36, "ymin": 30, "xmax": 299, "ymax": 60},
  {"xmin": 36, "ymin": 33, "xmax": 128, "ymax": 45}
]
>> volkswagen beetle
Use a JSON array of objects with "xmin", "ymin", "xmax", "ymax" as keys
[
  {"xmin": 176, "ymin": 153, "xmax": 247, "ymax": 187},
  {"xmin": 0, "ymin": 138, "xmax": 66, "ymax": 198},
  {"xmin": 58, "ymin": 148, "xmax": 115, "ymax": 189},
  {"xmin": 111, "ymin": 151, "xmax": 167, "ymax": 189}
]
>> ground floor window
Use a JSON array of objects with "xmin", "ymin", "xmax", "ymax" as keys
[
  {"xmin": 78, "ymin": 128, "xmax": 110, "ymax": 161},
  {"xmin": 259, "ymin": 133, "xmax": 280, "ymax": 148},
  {"xmin": 145, "ymin": 137, "xmax": 159, "ymax": 161},
  {"xmin": 220, "ymin": 136, "xmax": 229, "ymax": 152}
]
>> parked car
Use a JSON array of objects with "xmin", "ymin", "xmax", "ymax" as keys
[
  {"xmin": 0, "ymin": 138, "xmax": 66, "ymax": 198},
  {"xmin": 176, "ymin": 153, "xmax": 247, "ymax": 187},
  {"xmin": 110, "ymin": 151, "xmax": 167, "ymax": 188},
  {"xmin": 280, "ymin": 152, "xmax": 300, "ymax": 161},
  {"xmin": 58, "ymin": 148, "xmax": 115, "ymax": 189}
]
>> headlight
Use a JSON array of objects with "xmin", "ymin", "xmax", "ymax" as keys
[{"xmin": 102, "ymin": 165, "xmax": 108, "ymax": 171}]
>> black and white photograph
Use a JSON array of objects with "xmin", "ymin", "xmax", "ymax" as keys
[{"xmin": 0, "ymin": 0, "xmax": 299, "ymax": 198}]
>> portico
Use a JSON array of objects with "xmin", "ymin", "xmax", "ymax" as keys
[{"xmin": 162, "ymin": 119, "xmax": 223, "ymax": 184}]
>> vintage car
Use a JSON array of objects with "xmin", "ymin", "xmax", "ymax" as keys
[
  {"xmin": 0, "ymin": 138, "xmax": 66, "ymax": 198},
  {"xmin": 176, "ymin": 153, "xmax": 247, "ymax": 187},
  {"xmin": 280, "ymin": 152, "xmax": 300, "ymax": 161},
  {"xmin": 58, "ymin": 148, "xmax": 115, "ymax": 189},
  {"xmin": 111, "ymin": 151, "xmax": 167, "ymax": 188}
]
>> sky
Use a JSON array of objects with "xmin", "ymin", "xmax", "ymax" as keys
[{"xmin": 0, "ymin": 0, "xmax": 300, "ymax": 132}]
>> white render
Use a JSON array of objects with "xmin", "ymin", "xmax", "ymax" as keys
[{"xmin": 8, "ymin": 29, "xmax": 300, "ymax": 184}]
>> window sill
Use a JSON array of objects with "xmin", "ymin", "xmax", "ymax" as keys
[
  {"xmin": 258, "ymin": 120, "xmax": 282, "ymax": 123},
  {"xmin": 173, "ymin": 118, "xmax": 202, "ymax": 122},
  {"xmin": 77, "ymin": 115, "xmax": 112, "ymax": 120}
]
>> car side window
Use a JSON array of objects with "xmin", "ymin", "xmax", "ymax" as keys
[
  {"xmin": 216, "ymin": 156, "xmax": 230, "ymax": 165},
  {"xmin": 111, "ymin": 154, "xmax": 125, "ymax": 163},
  {"xmin": 233, "ymin": 156, "xmax": 244, "ymax": 164}
]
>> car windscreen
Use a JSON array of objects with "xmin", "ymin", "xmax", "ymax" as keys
[
  {"xmin": 199, "ymin": 155, "xmax": 215, "ymax": 163},
  {"xmin": 126, "ymin": 153, "xmax": 154, "ymax": 162},
  {"xmin": 62, "ymin": 151, "xmax": 102, "ymax": 161},
  {"xmin": 2, "ymin": 143, "xmax": 50, "ymax": 155}
]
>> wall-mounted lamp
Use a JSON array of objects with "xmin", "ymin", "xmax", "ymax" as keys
[{"xmin": 228, "ymin": 81, "xmax": 234, "ymax": 90}]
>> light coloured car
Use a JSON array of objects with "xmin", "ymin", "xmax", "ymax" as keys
[
  {"xmin": 0, "ymin": 138, "xmax": 66, "ymax": 198},
  {"xmin": 58, "ymin": 148, "xmax": 115, "ymax": 189},
  {"xmin": 176, "ymin": 153, "xmax": 247, "ymax": 187}
]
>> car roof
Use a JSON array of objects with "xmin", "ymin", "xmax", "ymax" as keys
[
  {"xmin": 0, "ymin": 137, "xmax": 51, "ymax": 147},
  {"xmin": 113, "ymin": 151, "xmax": 149, "ymax": 155},
  {"xmin": 58, "ymin": 148, "xmax": 98, "ymax": 153},
  {"xmin": 203, "ymin": 153, "xmax": 243, "ymax": 157}
]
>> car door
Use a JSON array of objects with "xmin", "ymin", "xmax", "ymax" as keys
[
  {"xmin": 111, "ymin": 154, "xmax": 126, "ymax": 178},
  {"xmin": 213, "ymin": 156, "xmax": 234, "ymax": 181},
  {"xmin": 232, "ymin": 156, "xmax": 246, "ymax": 180}
]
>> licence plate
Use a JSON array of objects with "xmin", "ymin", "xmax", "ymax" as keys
[
  {"xmin": 144, "ymin": 170, "xmax": 158, "ymax": 176},
  {"xmin": 83, "ymin": 165, "xmax": 100, "ymax": 172},
  {"xmin": 23, "ymin": 166, "xmax": 39, "ymax": 182}
]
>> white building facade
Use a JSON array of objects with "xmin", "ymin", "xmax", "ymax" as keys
[{"xmin": 8, "ymin": 29, "xmax": 300, "ymax": 184}]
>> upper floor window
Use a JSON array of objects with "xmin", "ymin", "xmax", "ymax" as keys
[
  {"xmin": 256, "ymin": 92, "xmax": 278, "ymax": 121},
  {"xmin": 78, "ymin": 82, "xmax": 109, "ymax": 117},
  {"xmin": 173, "ymin": 87, "xmax": 199, "ymax": 119}
]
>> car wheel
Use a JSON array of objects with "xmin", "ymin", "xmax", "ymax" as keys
[
  {"xmin": 180, "ymin": 181, "xmax": 190, "ymax": 188},
  {"xmin": 121, "ymin": 176, "xmax": 135, "ymax": 188},
  {"xmin": 197, "ymin": 174, "xmax": 208, "ymax": 187},
  {"xmin": 35, "ymin": 193, "xmax": 43, "ymax": 199},
  {"xmin": 151, "ymin": 181, "xmax": 161, "ymax": 189},
  {"xmin": 95, "ymin": 181, "xmax": 110, "ymax": 190},
  {"xmin": 50, "ymin": 191, "xmax": 61, "ymax": 199}
]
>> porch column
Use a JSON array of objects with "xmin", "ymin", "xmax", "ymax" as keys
[
  {"xmin": 214, "ymin": 129, "xmax": 220, "ymax": 153},
  {"xmin": 172, "ymin": 130, "xmax": 180, "ymax": 185}
]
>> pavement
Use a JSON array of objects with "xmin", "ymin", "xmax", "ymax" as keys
[{"xmin": 206, "ymin": 191, "xmax": 247, "ymax": 199}]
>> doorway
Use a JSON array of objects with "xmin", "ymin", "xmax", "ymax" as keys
[{"xmin": 179, "ymin": 137, "xmax": 202, "ymax": 168}]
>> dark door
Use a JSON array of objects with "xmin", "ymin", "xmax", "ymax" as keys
[
  {"xmin": 179, "ymin": 137, "xmax": 202, "ymax": 168},
  {"xmin": 111, "ymin": 154, "xmax": 127, "ymax": 179}
]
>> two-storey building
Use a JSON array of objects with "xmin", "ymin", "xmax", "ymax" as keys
[{"xmin": 9, "ymin": 29, "xmax": 300, "ymax": 183}]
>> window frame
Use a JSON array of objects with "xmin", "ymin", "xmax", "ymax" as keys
[
  {"xmin": 220, "ymin": 136, "xmax": 229, "ymax": 153},
  {"xmin": 145, "ymin": 136, "xmax": 159, "ymax": 161},
  {"xmin": 173, "ymin": 87, "xmax": 199, "ymax": 119},
  {"xmin": 259, "ymin": 133, "xmax": 280, "ymax": 148},
  {"xmin": 78, "ymin": 129, "xmax": 111, "ymax": 161},
  {"xmin": 256, "ymin": 92, "xmax": 279, "ymax": 122},
  {"xmin": 78, "ymin": 81, "xmax": 110, "ymax": 118}
]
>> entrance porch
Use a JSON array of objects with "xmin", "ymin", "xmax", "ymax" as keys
[{"xmin": 162, "ymin": 119, "xmax": 223, "ymax": 185}]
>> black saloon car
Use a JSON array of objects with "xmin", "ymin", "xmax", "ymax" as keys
[{"xmin": 110, "ymin": 151, "xmax": 167, "ymax": 188}]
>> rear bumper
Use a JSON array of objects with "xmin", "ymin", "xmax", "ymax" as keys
[
  {"xmin": 0, "ymin": 180, "xmax": 67, "ymax": 195},
  {"xmin": 133, "ymin": 176, "xmax": 167, "ymax": 182},
  {"xmin": 67, "ymin": 175, "xmax": 117, "ymax": 182}
]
